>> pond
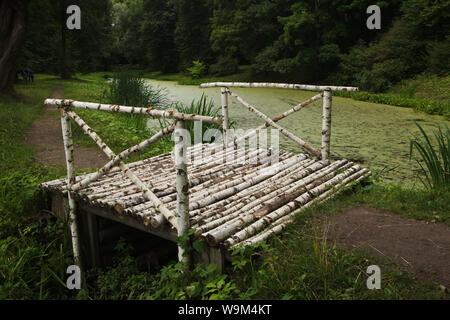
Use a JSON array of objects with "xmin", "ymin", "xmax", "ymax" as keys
[{"xmin": 145, "ymin": 79, "xmax": 449, "ymax": 185}]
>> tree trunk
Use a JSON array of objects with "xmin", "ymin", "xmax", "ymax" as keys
[
  {"xmin": 59, "ymin": 0, "xmax": 69, "ymax": 79},
  {"xmin": 0, "ymin": 0, "xmax": 28, "ymax": 92}
]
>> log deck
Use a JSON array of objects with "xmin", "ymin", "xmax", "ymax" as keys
[{"xmin": 40, "ymin": 144, "xmax": 369, "ymax": 270}]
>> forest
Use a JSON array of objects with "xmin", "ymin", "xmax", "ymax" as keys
[{"xmin": 4, "ymin": 0, "xmax": 448, "ymax": 93}]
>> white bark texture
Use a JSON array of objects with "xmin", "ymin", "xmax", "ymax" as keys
[
  {"xmin": 234, "ymin": 169, "xmax": 370, "ymax": 247},
  {"xmin": 321, "ymin": 90, "xmax": 332, "ymax": 161},
  {"xmin": 232, "ymin": 92, "xmax": 324, "ymax": 147},
  {"xmin": 221, "ymin": 87, "xmax": 229, "ymax": 146},
  {"xmin": 60, "ymin": 110, "xmax": 82, "ymax": 268},
  {"xmin": 175, "ymin": 121, "xmax": 190, "ymax": 263},
  {"xmin": 199, "ymin": 82, "xmax": 359, "ymax": 92},
  {"xmin": 71, "ymin": 124, "xmax": 175, "ymax": 192},
  {"xmin": 66, "ymin": 110, "xmax": 178, "ymax": 229},
  {"xmin": 45, "ymin": 99, "xmax": 223, "ymax": 125},
  {"xmin": 227, "ymin": 89, "xmax": 321, "ymax": 158}
]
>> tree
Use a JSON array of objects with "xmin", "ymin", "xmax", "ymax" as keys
[
  {"xmin": 141, "ymin": 0, "xmax": 178, "ymax": 72},
  {"xmin": 170, "ymin": 0, "xmax": 213, "ymax": 70},
  {"xmin": 0, "ymin": 0, "xmax": 28, "ymax": 91}
]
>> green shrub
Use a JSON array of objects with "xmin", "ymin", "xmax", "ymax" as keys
[
  {"xmin": 186, "ymin": 61, "xmax": 207, "ymax": 79},
  {"xmin": 95, "ymin": 238, "xmax": 248, "ymax": 300},
  {"xmin": 410, "ymin": 123, "xmax": 450, "ymax": 191}
]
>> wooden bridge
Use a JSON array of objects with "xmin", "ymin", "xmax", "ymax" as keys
[{"xmin": 40, "ymin": 82, "xmax": 369, "ymax": 271}]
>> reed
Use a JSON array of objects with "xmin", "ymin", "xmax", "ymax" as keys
[{"xmin": 410, "ymin": 123, "xmax": 450, "ymax": 191}]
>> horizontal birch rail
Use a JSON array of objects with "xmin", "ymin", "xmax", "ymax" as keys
[
  {"xmin": 226, "ymin": 88, "xmax": 321, "ymax": 158},
  {"xmin": 44, "ymin": 99, "xmax": 223, "ymax": 125},
  {"xmin": 200, "ymin": 82, "xmax": 359, "ymax": 92}
]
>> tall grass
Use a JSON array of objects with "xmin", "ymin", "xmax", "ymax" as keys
[
  {"xmin": 168, "ymin": 94, "xmax": 228, "ymax": 145},
  {"xmin": 106, "ymin": 71, "xmax": 169, "ymax": 131},
  {"xmin": 410, "ymin": 123, "xmax": 450, "ymax": 191}
]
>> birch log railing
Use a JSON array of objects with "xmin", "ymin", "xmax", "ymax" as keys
[
  {"xmin": 45, "ymin": 99, "xmax": 223, "ymax": 270},
  {"xmin": 199, "ymin": 82, "xmax": 359, "ymax": 161}
]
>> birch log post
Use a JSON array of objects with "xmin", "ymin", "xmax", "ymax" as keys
[
  {"xmin": 227, "ymin": 89, "xmax": 321, "ymax": 158},
  {"xmin": 321, "ymin": 90, "xmax": 332, "ymax": 162},
  {"xmin": 174, "ymin": 120, "xmax": 190, "ymax": 265},
  {"xmin": 221, "ymin": 87, "xmax": 229, "ymax": 147},
  {"xmin": 60, "ymin": 110, "xmax": 82, "ymax": 270}
]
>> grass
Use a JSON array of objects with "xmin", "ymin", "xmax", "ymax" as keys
[
  {"xmin": 0, "ymin": 77, "xmax": 73, "ymax": 299},
  {"xmin": 230, "ymin": 183, "xmax": 449, "ymax": 300},
  {"xmin": 0, "ymin": 72, "xmax": 448, "ymax": 300},
  {"xmin": 333, "ymin": 90, "xmax": 450, "ymax": 118},
  {"xmin": 171, "ymin": 94, "xmax": 225, "ymax": 145},
  {"xmin": 410, "ymin": 123, "xmax": 450, "ymax": 191}
]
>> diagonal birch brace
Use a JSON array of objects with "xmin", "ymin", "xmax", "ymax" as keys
[
  {"xmin": 232, "ymin": 92, "xmax": 324, "ymax": 147},
  {"xmin": 226, "ymin": 88, "xmax": 321, "ymax": 158},
  {"xmin": 70, "ymin": 123, "xmax": 175, "ymax": 192},
  {"xmin": 65, "ymin": 109, "xmax": 178, "ymax": 229}
]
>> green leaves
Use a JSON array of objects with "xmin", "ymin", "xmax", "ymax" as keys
[{"xmin": 187, "ymin": 61, "xmax": 207, "ymax": 79}]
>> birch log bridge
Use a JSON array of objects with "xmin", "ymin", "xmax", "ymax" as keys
[{"xmin": 40, "ymin": 82, "xmax": 369, "ymax": 272}]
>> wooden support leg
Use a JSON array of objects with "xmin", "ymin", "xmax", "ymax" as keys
[
  {"xmin": 209, "ymin": 247, "xmax": 224, "ymax": 273},
  {"xmin": 86, "ymin": 212, "xmax": 101, "ymax": 268},
  {"xmin": 175, "ymin": 120, "xmax": 191, "ymax": 266},
  {"xmin": 193, "ymin": 246, "xmax": 225, "ymax": 273}
]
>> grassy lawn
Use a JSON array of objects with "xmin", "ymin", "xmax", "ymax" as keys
[{"xmin": 0, "ymin": 73, "xmax": 447, "ymax": 300}]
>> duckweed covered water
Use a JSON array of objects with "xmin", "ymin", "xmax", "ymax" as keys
[{"xmin": 145, "ymin": 79, "xmax": 450, "ymax": 185}]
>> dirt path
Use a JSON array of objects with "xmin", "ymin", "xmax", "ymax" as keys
[
  {"xmin": 323, "ymin": 207, "xmax": 450, "ymax": 288},
  {"xmin": 24, "ymin": 85, "xmax": 108, "ymax": 169}
]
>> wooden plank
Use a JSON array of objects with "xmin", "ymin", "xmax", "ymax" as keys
[
  {"xmin": 86, "ymin": 212, "xmax": 101, "ymax": 267},
  {"xmin": 51, "ymin": 193, "xmax": 68, "ymax": 221},
  {"xmin": 209, "ymin": 247, "xmax": 224, "ymax": 273}
]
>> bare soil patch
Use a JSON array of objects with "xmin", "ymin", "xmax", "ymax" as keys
[
  {"xmin": 24, "ymin": 85, "xmax": 108, "ymax": 169},
  {"xmin": 323, "ymin": 206, "xmax": 450, "ymax": 288}
]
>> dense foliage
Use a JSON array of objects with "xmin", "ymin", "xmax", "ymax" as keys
[{"xmin": 15, "ymin": 0, "xmax": 449, "ymax": 92}]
